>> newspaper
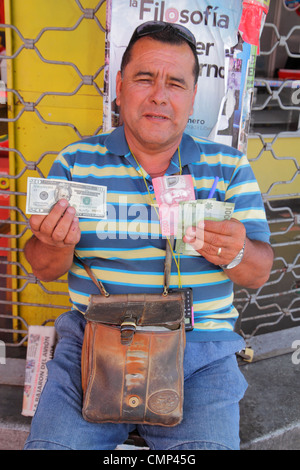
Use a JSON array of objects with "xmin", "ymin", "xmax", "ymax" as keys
[{"xmin": 22, "ymin": 325, "xmax": 56, "ymax": 417}]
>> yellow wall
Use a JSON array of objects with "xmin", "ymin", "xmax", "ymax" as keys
[
  {"xmin": 6, "ymin": 0, "xmax": 106, "ymax": 325},
  {"xmin": 5, "ymin": 0, "xmax": 299, "ymax": 328},
  {"xmin": 248, "ymin": 136, "xmax": 300, "ymax": 198}
]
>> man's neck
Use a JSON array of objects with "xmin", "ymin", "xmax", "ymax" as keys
[
  {"xmin": 135, "ymin": 154, "xmax": 172, "ymax": 178},
  {"xmin": 126, "ymin": 135, "xmax": 181, "ymax": 178}
]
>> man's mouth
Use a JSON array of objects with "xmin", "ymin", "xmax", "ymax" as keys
[{"xmin": 144, "ymin": 113, "xmax": 169, "ymax": 121}]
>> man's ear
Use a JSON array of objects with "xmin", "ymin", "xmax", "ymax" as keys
[
  {"xmin": 189, "ymin": 83, "xmax": 198, "ymax": 116},
  {"xmin": 116, "ymin": 71, "xmax": 122, "ymax": 107}
]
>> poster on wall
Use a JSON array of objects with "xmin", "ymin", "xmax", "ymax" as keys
[{"xmin": 103, "ymin": 0, "xmax": 269, "ymax": 152}]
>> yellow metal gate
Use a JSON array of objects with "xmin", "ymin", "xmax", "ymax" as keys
[
  {"xmin": 0, "ymin": 0, "xmax": 299, "ymax": 357},
  {"xmin": 1, "ymin": 0, "xmax": 106, "ymax": 343}
]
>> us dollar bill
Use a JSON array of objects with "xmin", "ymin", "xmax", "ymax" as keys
[
  {"xmin": 175, "ymin": 200, "xmax": 235, "ymax": 256},
  {"xmin": 26, "ymin": 177, "xmax": 107, "ymax": 219}
]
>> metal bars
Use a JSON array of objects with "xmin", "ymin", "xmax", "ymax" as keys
[
  {"xmin": 0, "ymin": 0, "xmax": 107, "ymax": 344},
  {"xmin": 235, "ymin": 0, "xmax": 300, "ymax": 341},
  {"xmin": 0, "ymin": 0, "xmax": 299, "ymax": 349}
]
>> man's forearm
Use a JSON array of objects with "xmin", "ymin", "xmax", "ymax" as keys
[
  {"xmin": 183, "ymin": 218, "xmax": 273, "ymax": 289},
  {"xmin": 224, "ymin": 239, "xmax": 274, "ymax": 289},
  {"xmin": 24, "ymin": 235, "xmax": 75, "ymax": 282}
]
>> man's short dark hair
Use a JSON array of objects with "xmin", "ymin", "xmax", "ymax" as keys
[{"xmin": 120, "ymin": 23, "xmax": 199, "ymax": 87}]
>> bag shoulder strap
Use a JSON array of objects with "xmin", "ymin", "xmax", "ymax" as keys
[
  {"xmin": 75, "ymin": 237, "xmax": 174, "ymax": 298},
  {"xmin": 163, "ymin": 236, "xmax": 174, "ymax": 295},
  {"xmin": 75, "ymin": 256, "xmax": 110, "ymax": 297}
]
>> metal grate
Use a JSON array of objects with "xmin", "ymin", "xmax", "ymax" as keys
[
  {"xmin": 0, "ymin": 0, "xmax": 299, "ymax": 355},
  {"xmin": 0, "ymin": 0, "xmax": 106, "ymax": 346},
  {"xmin": 234, "ymin": 0, "xmax": 300, "ymax": 345}
]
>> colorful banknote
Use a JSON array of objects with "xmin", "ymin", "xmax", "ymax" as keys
[
  {"xmin": 175, "ymin": 200, "xmax": 235, "ymax": 256},
  {"xmin": 152, "ymin": 175, "xmax": 195, "ymax": 236}
]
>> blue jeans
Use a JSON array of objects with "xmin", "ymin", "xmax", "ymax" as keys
[{"xmin": 24, "ymin": 309, "xmax": 247, "ymax": 450}]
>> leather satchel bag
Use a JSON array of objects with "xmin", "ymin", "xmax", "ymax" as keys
[{"xmin": 80, "ymin": 240, "xmax": 186, "ymax": 427}]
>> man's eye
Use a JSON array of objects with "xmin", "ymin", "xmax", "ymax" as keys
[
  {"xmin": 170, "ymin": 82, "xmax": 184, "ymax": 89},
  {"xmin": 137, "ymin": 78, "xmax": 152, "ymax": 83}
]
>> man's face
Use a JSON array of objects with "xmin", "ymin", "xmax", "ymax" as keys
[{"xmin": 116, "ymin": 37, "xmax": 197, "ymax": 154}]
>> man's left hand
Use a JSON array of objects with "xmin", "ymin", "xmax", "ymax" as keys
[{"xmin": 183, "ymin": 218, "xmax": 246, "ymax": 266}]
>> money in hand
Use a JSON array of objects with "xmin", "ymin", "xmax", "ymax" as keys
[
  {"xmin": 152, "ymin": 175, "xmax": 195, "ymax": 236},
  {"xmin": 26, "ymin": 177, "xmax": 107, "ymax": 219},
  {"xmin": 175, "ymin": 200, "xmax": 235, "ymax": 256}
]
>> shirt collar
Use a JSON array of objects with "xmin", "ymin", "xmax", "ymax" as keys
[{"xmin": 104, "ymin": 125, "xmax": 201, "ymax": 176}]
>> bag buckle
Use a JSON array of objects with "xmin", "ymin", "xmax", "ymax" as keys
[{"xmin": 120, "ymin": 318, "xmax": 137, "ymax": 345}]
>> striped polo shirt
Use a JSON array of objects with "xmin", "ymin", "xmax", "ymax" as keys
[{"xmin": 48, "ymin": 126, "xmax": 270, "ymax": 342}]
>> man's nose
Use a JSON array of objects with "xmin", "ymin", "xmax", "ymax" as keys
[{"xmin": 149, "ymin": 81, "xmax": 168, "ymax": 105}]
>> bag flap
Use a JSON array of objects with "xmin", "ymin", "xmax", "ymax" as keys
[{"xmin": 85, "ymin": 292, "xmax": 185, "ymax": 327}]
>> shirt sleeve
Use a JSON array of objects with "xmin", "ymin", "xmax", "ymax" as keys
[
  {"xmin": 225, "ymin": 154, "xmax": 271, "ymax": 243},
  {"xmin": 47, "ymin": 145, "xmax": 76, "ymax": 181}
]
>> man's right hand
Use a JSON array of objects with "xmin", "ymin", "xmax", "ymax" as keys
[
  {"xmin": 29, "ymin": 198, "xmax": 81, "ymax": 248},
  {"xmin": 25, "ymin": 199, "xmax": 81, "ymax": 281}
]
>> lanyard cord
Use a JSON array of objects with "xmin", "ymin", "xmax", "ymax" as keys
[
  {"xmin": 178, "ymin": 145, "xmax": 182, "ymax": 175},
  {"xmin": 130, "ymin": 147, "xmax": 182, "ymax": 290}
]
